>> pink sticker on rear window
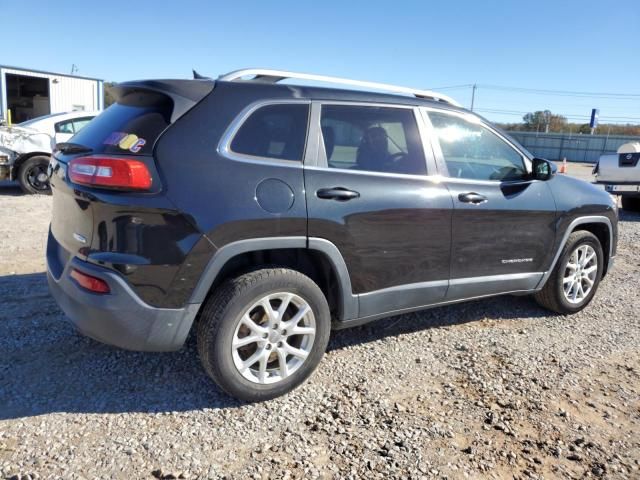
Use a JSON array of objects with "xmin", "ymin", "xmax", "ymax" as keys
[
  {"xmin": 104, "ymin": 132, "xmax": 127, "ymax": 145},
  {"xmin": 104, "ymin": 132, "xmax": 147, "ymax": 153}
]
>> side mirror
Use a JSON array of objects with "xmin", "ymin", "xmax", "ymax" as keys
[{"xmin": 532, "ymin": 158, "xmax": 555, "ymax": 181}]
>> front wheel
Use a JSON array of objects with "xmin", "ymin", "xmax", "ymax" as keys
[
  {"xmin": 534, "ymin": 231, "xmax": 603, "ymax": 314},
  {"xmin": 18, "ymin": 155, "xmax": 52, "ymax": 195},
  {"xmin": 197, "ymin": 268, "xmax": 331, "ymax": 402}
]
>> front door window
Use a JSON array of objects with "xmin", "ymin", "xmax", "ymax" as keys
[{"xmin": 428, "ymin": 112, "xmax": 527, "ymax": 181}]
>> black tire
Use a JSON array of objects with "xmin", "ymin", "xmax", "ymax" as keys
[
  {"xmin": 17, "ymin": 155, "xmax": 52, "ymax": 195},
  {"xmin": 197, "ymin": 268, "xmax": 331, "ymax": 402},
  {"xmin": 621, "ymin": 196, "xmax": 640, "ymax": 212},
  {"xmin": 534, "ymin": 231, "xmax": 604, "ymax": 314}
]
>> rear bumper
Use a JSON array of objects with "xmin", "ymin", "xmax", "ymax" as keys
[
  {"xmin": 47, "ymin": 230, "xmax": 200, "ymax": 352},
  {"xmin": 596, "ymin": 182, "xmax": 640, "ymax": 196}
]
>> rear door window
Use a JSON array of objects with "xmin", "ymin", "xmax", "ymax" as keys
[
  {"xmin": 70, "ymin": 91, "xmax": 172, "ymax": 155},
  {"xmin": 230, "ymin": 103, "xmax": 309, "ymax": 161},
  {"xmin": 320, "ymin": 105, "xmax": 427, "ymax": 175}
]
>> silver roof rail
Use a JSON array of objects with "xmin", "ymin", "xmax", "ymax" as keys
[{"xmin": 218, "ymin": 68, "xmax": 461, "ymax": 107}]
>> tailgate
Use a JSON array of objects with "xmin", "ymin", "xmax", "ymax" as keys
[
  {"xmin": 49, "ymin": 155, "xmax": 94, "ymax": 259},
  {"xmin": 596, "ymin": 153, "xmax": 640, "ymax": 183}
]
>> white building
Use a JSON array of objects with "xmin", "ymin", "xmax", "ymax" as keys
[{"xmin": 0, "ymin": 65, "xmax": 104, "ymax": 123}]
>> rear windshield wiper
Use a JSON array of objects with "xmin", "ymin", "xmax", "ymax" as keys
[{"xmin": 56, "ymin": 142, "xmax": 93, "ymax": 154}]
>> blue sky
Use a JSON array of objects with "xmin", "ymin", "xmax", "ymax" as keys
[{"xmin": 2, "ymin": 0, "xmax": 639, "ymax": 124}]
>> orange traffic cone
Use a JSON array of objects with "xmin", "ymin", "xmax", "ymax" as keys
[{"xmin": 559, "ymin": 158, "xmax": 567, "ymax": 174}]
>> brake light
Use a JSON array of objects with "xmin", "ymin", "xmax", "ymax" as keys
[
  {"xmin": 69, "ymin": 156, "xmax": 152, "ymax": 190},
  {"xmin": 70, "ymin": 268, "xmax": 111, "ymax": 294}
]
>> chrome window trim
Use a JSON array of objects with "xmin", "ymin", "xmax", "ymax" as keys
[
  {"xmin": 312, "ymin": 101, "xmax": 431, "ymax": 176},
  {"xmin": 421, "ymin": 106, "xmax": 534, "ymax": 182},
  {"xmin": 304, "ymin": 165, "xmax": 442, "ymax": 183},
  {"xmin": 314, "ymin": 100, "xmax": 417, "ymax": 109},
  {"xmin": 306, "ymin": 102, "xmax": 323, "ymax": 167},
  {"xmin": 428, "ymin": 174, "xmax": 546, "ymax": 187},
  {"xmin": 217, "ymin": 99, "xmax": 311, "ymax": 167}
]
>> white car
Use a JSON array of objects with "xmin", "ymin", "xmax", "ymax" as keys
[
  {"xmin": 594, "ymin": 142, "xmax": 640, "ymax": 211},
  {"xmin": 0, "ymin": 111, "xmax": 98, "ymax": 194}
]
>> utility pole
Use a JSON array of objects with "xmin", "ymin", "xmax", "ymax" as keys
[
  {"xmin": 70, "ymin": 64, "xmax": 78, "ymax": 75},
  {"xmin": 470, "ymin": 83, "xmax": 477, "ymax": 111}
]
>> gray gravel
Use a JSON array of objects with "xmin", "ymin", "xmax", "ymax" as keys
[{"xmin": 1, "ymin": 183, "xmax": 639, "ymax": 479}]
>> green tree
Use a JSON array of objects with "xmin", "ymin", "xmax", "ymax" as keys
[{"xmin": 522, "ymin": 110, "xmax": 568, "ymax": 133}]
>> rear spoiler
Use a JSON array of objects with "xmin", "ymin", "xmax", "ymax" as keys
[{"xmin": 110, "ymin": 79, "xmax": 215, "ymax": 122}]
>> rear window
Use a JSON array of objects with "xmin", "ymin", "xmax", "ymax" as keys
[{"xmin": 70, "ymin": 91, "xmax": 172, "ymax": 155}]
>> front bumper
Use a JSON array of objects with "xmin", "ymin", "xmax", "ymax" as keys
[{"xmin": 47, "ymin": 231, "xmax": 200, "ymax": 352}]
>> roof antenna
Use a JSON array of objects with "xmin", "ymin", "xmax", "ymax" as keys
[{"xmin": 192, "ymin": 69, "xmax": 210, "ymax": 80}]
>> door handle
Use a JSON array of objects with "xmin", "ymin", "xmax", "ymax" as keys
[
  {"xmin": 316, "ymin": 187, "xmax": 360, "ymax": 201},
  {"xmin": 458, "ymin": 192, "xmax": 488, "ymax": 204}
]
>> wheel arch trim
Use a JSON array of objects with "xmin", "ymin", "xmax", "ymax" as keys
[
  {"xmin": 537, "ymin": 215, "xmax": 613, "ymax": 289},
  {"xmin": 308, "ymin": 237, "xmax": 358, "ymax": 320},
  {"xmin": 12, "ymin": 151, "xmax": 51, "ymax": 177},
  {"xmin": 188, "ymin": 236, "xmax": 358, "ymax": 321}
]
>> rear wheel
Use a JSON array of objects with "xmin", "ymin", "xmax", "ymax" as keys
[
  {"xmin": 621, "ymin": 196, "xmax": 640, "ymax": 211},
  {"xmin": 534, "ymin": 231, "xmax": 603, "ymax": 314},
  {"xmin": 18, "ymin": 155, "xmax": 51, "ymax": 195},
  {"xmin": 197, "ymin": 268, "xmax": 331, "ymax": 402}
]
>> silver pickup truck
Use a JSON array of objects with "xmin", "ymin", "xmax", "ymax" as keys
[{"xmin": 594, "ymin": 142, "xmax": 640, "ymax": 211}]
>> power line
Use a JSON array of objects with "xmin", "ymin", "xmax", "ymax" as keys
[
  {"xmin": 428, "ymin": 83, "xmax": 640, "ymax": 99},
  {"xmin": 478, "ymin": 108, "xmax": 639, "ymax": 120},
  {"xmin": 427, "ymin": 84, "xmax": 474, "ymax": 90},
  {"xmin": 478, "ymin": 107, "xmax": 640, "ymax": 121},
  {"xmin": 475, "ymin": 108, "xmax": 640, "ymax": 124},
  {"xmin": 475, "ymin": 84, "xmax": 640, "ymax": 99}
]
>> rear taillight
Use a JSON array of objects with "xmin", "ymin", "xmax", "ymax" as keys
[
  {"xmin": 69, "ymin": 156, "xmax": 152, "ymax": 190},
  {"xmin": 70, "ymin": 268, "xmax": 111, "ymax": 294}
]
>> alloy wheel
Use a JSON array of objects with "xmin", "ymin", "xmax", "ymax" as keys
[
  {"xmin": 562, "ymin": 244, "xmax": 598, "ymax": 304},
  {"xmin": 231, "ymin": 292, "xmax": 316, "ymax": 384}
]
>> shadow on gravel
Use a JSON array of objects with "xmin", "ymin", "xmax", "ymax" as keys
[
  {"xmin": 619, "ymin": 209, "xmax": 640, "ymax": 222},
  {"xmin": 0, "ymin": 272, "xmax": 243, "ymax": 420},
  {"xmin": 328, "ymin": 294, "xmax": 550, "ymax": 352},
  {"xmin": 0, "ymin": 272, "xmax": 553, "ymax": 420}
]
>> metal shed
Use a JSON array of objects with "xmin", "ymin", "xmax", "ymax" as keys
[{"xmin": 0, "ymin": 65, "xmax": 103, "ymax": 123}]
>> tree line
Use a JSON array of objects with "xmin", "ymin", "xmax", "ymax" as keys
[{"xmin": 496, "ymin": 110, "xmax": 640, "ymax": 136}]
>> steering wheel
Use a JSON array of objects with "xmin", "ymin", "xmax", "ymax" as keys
[
  {"xmin": 381, "ymin": 152, "xmax": 408, "ymax": 173},
  {"xmin": 389, "ymin": 152, "xmax": 407, "ymax": 163},
  {"xmin": 388, "ymin": 152, "xmax": 408, "ymax": 167}
]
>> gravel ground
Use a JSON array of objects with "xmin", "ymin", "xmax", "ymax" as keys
[{"xmin": 1, "ymin": 179, "xmax": 639, "ymax": 480}]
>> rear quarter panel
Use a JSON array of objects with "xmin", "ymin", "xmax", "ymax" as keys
[{"xmin": 153, "ymin": 82, "xmax": 308, "ymax": 264}]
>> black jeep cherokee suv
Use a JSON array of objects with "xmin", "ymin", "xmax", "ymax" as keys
[{"xmin": 47, "ymin": 69, "xmax": 618, "ymax": 401}]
